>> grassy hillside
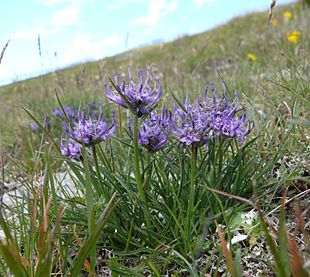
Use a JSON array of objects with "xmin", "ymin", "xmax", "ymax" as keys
[
  {"xmin": 0, "ymin": 2, "xmax": 308, "ymax": 148},
  {"xmin": 0, "ymin": 2, "xmax": 309, "ymax": 275}
]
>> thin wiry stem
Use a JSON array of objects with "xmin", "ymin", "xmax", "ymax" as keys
[{"xmin": 133, "ymin": 115, "xmax": 151, "ymax": 227}]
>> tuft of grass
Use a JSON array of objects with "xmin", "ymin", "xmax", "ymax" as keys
[{"xmin": 0, "ymin": 1, "xmax": 309, "ymax": 275}]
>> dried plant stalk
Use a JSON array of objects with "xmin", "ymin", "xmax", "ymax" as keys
[{"xmin": 0, "ymin": 39, "xmax": 10, "ymax": 64}]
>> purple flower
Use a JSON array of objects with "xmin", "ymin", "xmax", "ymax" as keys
[
  {"xmin": 52, "ymin": 109, "xmax": 63, "ymax": 117},
  {"xmin": 85, "ymin": 102, "xmax": 99, "ymax": 117},
  {"xmin": 30, "ymin": 115, "xmax": 50, "ymax": 132},
  {"xmin": 138, "ymin": 108, "xmax": 172, "ymax": 153},
  {"xmin": 173, "ymin": 100, "xmax": 212, "ymax": 147},
  {"xmin": 52, "ymin": 106, "xmax": 75, "ymax": 119},
  {"xmin": 30, "ymin": 122, "xmax": 39, "ymax": 132},
  {"xmin": 172, "ymin": 83, "xmax": 253, "ymax": 146},
  {"xmin": 104, "ymin": 68, "xmax": 161, "ymax": 117},
  {"xmin": 87, "ymin": 101, "xmax": 96, "ymax": 110},
  {"xmin": 197, "ymin": 84, "xmax": 231, "ymax": 118},
  {"xmin": 211, "ymin": 109, "xmax": 253, "ymax": 140},
  {"xmin": 204, "ymin": 84, "xmax": 253, "ymax": 140},
  {"xmin": 64, "ymin": 104, "xmax": 115, "ymax": 146},
  {"xmin": 61, "ymin": 137, "xmax": 82, "ymax": 160}
]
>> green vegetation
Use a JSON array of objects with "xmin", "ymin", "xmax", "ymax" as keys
[{"xmin": 0, "ymin": 2, "xmax": 309, "ymax": 276}]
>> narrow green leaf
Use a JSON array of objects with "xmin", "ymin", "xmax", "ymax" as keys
[
  {"xmin": 70, "ymin": 193, "xmax": 117, "ymax": 276},
  {"xmin": 278, "ymin": 193, "xmax": 291, "ymax": 275},
  {"xmin": 171, "ymin": 90, "xmax": 188, "ymax": 113},
  {"xmin": 145, "ymin": 258, "xmax": 160, "ymax": 277},
  {"xmin": 258, "ymin": 210, "xmax": 287, "ymax": 277}
]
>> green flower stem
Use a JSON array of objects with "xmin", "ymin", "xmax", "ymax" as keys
[
  {"xmin": 92, "ymin": 145, "xmax": 108, "ymax": 200},
  {"xmin": 186, "ymin": 144, "xmax": 198, "ymax": 251},
  {"xmin": 190, "ymin": 144, "xmax": 198, "ymax": 211},
  {"xmin": 82, "ymin": 145, "xmax": 96, "ymax": 274},
  {"xmin": 146, "ymin": 152, "xmax": 153, "ymax": 182},
  {"xmin": 118, "ymin": 105, "xmax": 123, "ymax": 160},
  {"xmin": 214, "ymin": 136, "xmax": 225, "ymax": 189},
  {"xmin": 133, "ymin": 115, "xmax": 151, "ymax": 227},
  {"xmin": 215, "ymin": 137, "xmax": 225, "ymax": 165}
]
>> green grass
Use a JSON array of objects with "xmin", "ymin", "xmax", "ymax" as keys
[
  {"xmin": 0, "ymin": 2, "xmax": 308, "ymax": 145},
  {"xmin": 0, "ymin": 2, "xmax": 309, "ymax": 276}
]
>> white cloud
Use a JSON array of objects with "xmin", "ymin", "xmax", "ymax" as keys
[
  {"xmin": 188, "ymin": 27, "xmax": 198, "ymax": 34},
  {"xmin": 11, "ymin": 27, "xmax": 61, "ymax": 40},
  {"xmin": 106, "ymin": 2, "xmax": 124, "ymax": 11},
  {"xmin": 131, "ymin": 0, "xmax": 177, "ymax": 26},
  {"xmin": 52, "ymin": 6, "xmax": 80, "ymax": 25},
  {"xmin": 63, "ymin": 33, "xmax": 123, "ymax": 63},
  {"xmin": 142, "ymin": 29, "xmax": 153, "ymax": 36},
  {"xmin": 193, "ymin": 0, "xmax": 216, "ymax": 5},
  {"xmin": 107, "ymin": 0, "xmax": 147, "ymax": 11},
  {"xmin": 11, "ymin": 28, "xmax": 43, "ymax": 40},
  {"xmin": 33, "ymin": 0, "xmax": 93, "ymax": 7},
  {"xmin": 42, "ymin": 0, "xmax": 75, "ymax": 6}
]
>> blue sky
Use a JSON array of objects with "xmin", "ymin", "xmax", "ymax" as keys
[{"xmin": 0, "ymin": 0, "xmax": 295, "ymax": 85}]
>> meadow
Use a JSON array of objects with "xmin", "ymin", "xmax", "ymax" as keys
[{"xmin": 0, "ymin": 2, "xmax": 309, "ymax": 276}]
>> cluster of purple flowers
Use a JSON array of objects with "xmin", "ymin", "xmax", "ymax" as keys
[
  {"xmin": 65, "ymin": 105, "xmax": 115, "ymax": 145},
  {"xmin": 61, "ymin": 105, "xmax": 115, "ymax": 159},
  {"xmin": 60, "ymin": 137, "xmax": 83, "ymax": 160},
  {"xmin": 138, "ymin": 108, "xmax": 172, "ymax": 153},
  {"xmin": 173, "ymin": 98, "xmax": 212, "ymax": 146},
  {"xmin": 30, "ymin": 106, "xmax": 75, "ymax": 132},
  {"xmin": 58, "ymin": 68, "xmax": 253, "ymax": 159},
  {"xmin": 172, "ymin": 84, "xmax": 253, "ymax": 147},
  {"xmin": 52, "ymin": 106, "xmax": 75, "ymax": 119},
  {"xmin": 104, "ymin": 68, "xmax": 161, "ymax": 117}
]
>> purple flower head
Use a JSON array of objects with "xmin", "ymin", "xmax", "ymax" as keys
[
  {"xmin": 203, "ymin": 84, "xmax": 253, "ymax": 140},
  {"xmin": 88, "ymin": 102, "xmax": 95, "ymax": 109},
  {"xmin": 138, "ymin": 107, "xmax": 172, "ymax": 153},
  {"xmin": 172, "ymin": 99, "xmax": 213, "ymax": 147},
  {"xmin": 212, "ymin": 109, "xmax": 253, "ymax": 141},
  {"xmin": 197, "ymin": 83, "xmax": 231, "ymax": 115},
  {"xmin": 173, "ymin": 83, "xmax": 253, "ymax": 146},
  {"xmin": 30, "ymin": 115, "xmax": 50, "ymax": 132},
  {"xmin": 86, "ymin": 102, "xmax": 100, "ymax": 118},
  {"xmin": 52, "ymin": 106, "xmax": 75, "ymax": 119},
  {"xmin": 30, "ymin": 122, "xmax": 39, "ymax": 132},
  {"xmin": 64, "ymin": 104, "xmax": 115, "ymax": 146},
  {"xmin": 104, "ymin": 68, "xmax": 161, "ymax": 117},
  {"xmin": 52, "ymin": 108, "xmax": 63, "ymax": 117},
  {"xmin": 61, "ymin": 136, "xmax": 82, "ymax": 160}
]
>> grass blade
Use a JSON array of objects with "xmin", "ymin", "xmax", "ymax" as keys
[{"xmin": 70, "ymin": 192, "xmax": 117, "ymax": 276}]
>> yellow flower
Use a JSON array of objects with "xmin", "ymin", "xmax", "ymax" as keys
[
  {"xmin": 248, "ymin": 52, "xmax": 257, "ymax": 62},
  {"xmin": 283, "ymin": 11, "xmax": 293, "ymax": 22},
  {"xmin": 287, "ymin": 34, "xmax": 298, "ymax": 43},
  {"xmin": 287, "ymin": 31, "xmax": 301, "ymax": 44},
  {"xmin": 292, "ymin": 31, "xmax": 301, "ymax": 37},
  {"xmin": 271, "ymin": 18, "xmax": 278, "ymax": 26}
]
